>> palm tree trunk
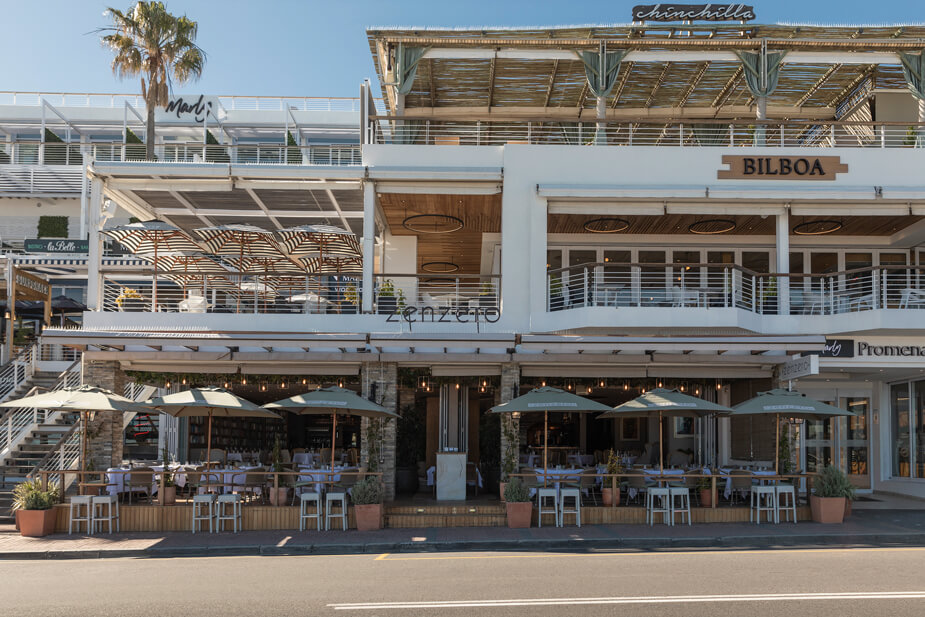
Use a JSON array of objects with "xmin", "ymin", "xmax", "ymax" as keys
[{"xmin": 146, "ymin": 95, "xmax": 156, "ymax": 161}]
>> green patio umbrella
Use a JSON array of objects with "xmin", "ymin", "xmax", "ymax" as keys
[
  {"xmin": 147, "ymin": 387, "xmax": 282, "ymax": 466},
  {"xmin": 598, "ymin": 388, "xmax": 733, "ymax": 473},
  {"xmin": 727, "ymin": 388, "xmax": 859, "ymax": 474},
  {"xmin": 265, "ymin": 386, "xmax": 398, "ymax": 471},
  {"xmin": 491, "ymin": 386, "xmax": 612, "ymax": 480},
  {"xmin": 0, "ymin": 385, "xmax": 151, "ymax": 477}
]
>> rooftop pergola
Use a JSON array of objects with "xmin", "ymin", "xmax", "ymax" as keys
[{"xmin": 367, "ymin": 23, "xmax": 925, "ymax": 120}]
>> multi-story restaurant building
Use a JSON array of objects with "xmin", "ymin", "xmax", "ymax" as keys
[{"xmin": 9, "ymin": 17, "xmax": 925, "ymax": 507}]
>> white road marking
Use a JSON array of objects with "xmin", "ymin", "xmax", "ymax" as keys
[{"xmin": 329, "ymin": 591, "xmax": 925, "ymax": 610}]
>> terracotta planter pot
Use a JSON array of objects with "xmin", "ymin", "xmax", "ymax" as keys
[
  {"xmin": 19, "ymin": 509, "xmax": 57, "ymax": 537},
  {"xmin": 159, "ymin": 486, "xmax": 176, "ymax": 506},
  {"xmin": 810, "ymin": 495, "xmax": 846, "ymax": 524},
  {"xmin": 699, "ymin": 489, "xmax": 713, "ymax": 508},
  {"xmin": 506, "ymin": 502, "xmax": 533, "ymax": 528},
  {"xmin": 601, "ymin": 487, "xmax": 621, "ymax": 506},
  {"xmin": 14, "ymin": 509, "xmax": 21, "ymax": 531},
  {"xmin": 355, "ymin": 504, "xmax": 382, "ymax": 531},
  {"xmin": 269, "ymin": 487, "xmax": 289, "ymax": 506},
  {"xmin": 499, "ymin": 482, "xmax": 507, "ymax": 503},
  {"xmin": 844, "ymin": 498, "xmax": 852, "ymax": 519}
]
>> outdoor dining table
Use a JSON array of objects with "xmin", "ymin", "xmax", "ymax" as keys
[
  {"xmin": 296, "ymin": 465, "xmax": 347, "ymax": 495},
  {"xmin": 530, "ymin": 467, "xmax": 584, "ymax": 498},
  {"xmin": 292, "ymin": 452, "xmax": 320, "ymax": 466}
]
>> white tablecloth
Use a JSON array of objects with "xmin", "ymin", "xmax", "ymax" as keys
[
  {"xmin": 529, "ymin": 467, "xmax": 584, "ymax": 497},
  {"xmin": 293, "ymin": 452, "xmax": 321, "ymax": 466},
  {"xmin": 297, "ymin": 465, "xmax": 346, "ymax": 494}
]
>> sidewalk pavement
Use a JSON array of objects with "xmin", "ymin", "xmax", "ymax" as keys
[{"xmin": 1, "ymin": 510, "xmax": 923, "ymax": 560}]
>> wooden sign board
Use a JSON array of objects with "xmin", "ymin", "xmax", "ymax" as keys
[
  {"xmin": 10, "ymin": 267, "xmax": 52, "ymax": 326},
  {"xmin": 718, "ymin": 155, "xmax": 848, "ymax": 181}
]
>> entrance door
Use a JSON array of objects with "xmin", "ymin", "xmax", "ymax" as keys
[
  {"xmin": 803, "ymin": 414, "xmax": 836, "ymax": 474},
  {"xmin": 839, "ymin": 397, "xmax": 870, "ymax": 488}
]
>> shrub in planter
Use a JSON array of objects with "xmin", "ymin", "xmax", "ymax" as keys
[
  {"xmin": 159, "ymin": 447, "xmax": 177, "ymax": 506},
  {"xmin": 504, "ymin": 478, "xmax": 533, "ymax": 528},
  {"xmin": 351, "ymin": 477, "xmax": 383, "ymax": 531},
  {"xmin": 696, "ymin": 477, "xmax": 713, "ymax": 508},
  {"xmin": 601, "ymin": 449, "xmax": 623, "ymax": 506},
  {"xmin": 811, "ymin": 465, "xmax": 855, "ymax": 524},
  {"xmin": 14, "ymin": 480, "xmax": 59, "ymax": 537},
  {"xmin": 268, "ymin": 436, "xmax": 290, "ymax": 506}
]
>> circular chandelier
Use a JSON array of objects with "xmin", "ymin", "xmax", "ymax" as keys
[
  {"xmin": 583, "ymin": 217, "xmax": 630, "ymax": 233},
  {"xmin": 422, "ymin": 277, "xmax": 457, "ymax": 286},
  {"xmin": 421, "ymin": 261, "xmax": 460, "ymax": 273},
  {"xmin": 792, "ymin": 220, "xmax": 843, "ymax": 235},
  {"xmin": 688, "ymin": 219, "xmax": 737, "ymax": 235},
  {"xmin": 402, "ymin": 214, "xmax": 464, "ymax": 234}
]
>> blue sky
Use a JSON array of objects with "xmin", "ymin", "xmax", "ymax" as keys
[{"xmin": 2, "ymin": 0, "xmax": 923, "ymax": 98}]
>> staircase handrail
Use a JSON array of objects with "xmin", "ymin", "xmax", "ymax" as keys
[
  {"xmin": 0, "ymin": 343, "xmax": 38, "ymax": 404},
  {"xmin": 27, "ymin": 420, "xmax": 81, "ymax": 492}
]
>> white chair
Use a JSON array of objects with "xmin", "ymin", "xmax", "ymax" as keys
[
  {"xmin": 647, "ymin": 487, "xmax": 672, "ymax": 526},
  {"xmin": 299, "ymin": 492, "xmax": 323, "ymax": 531},
  {"xmin": 178, "ymin": 295, "xmax": 209, "ymax": 313},
  {"xmin": 69, "ymin": 495, "xmax": 93, "ymax": 535},
  {"xmin": 669, "ymin": 486, "xmax": 691, "ymax": 526},
  {"xmin": 750, "ymin": 485, "xmax": 777, "ymax": 524},
  {"xmin": 192, "ymin": 494, "xmax": 216, "ymax": 533},
  {"xmin": 559, "ymin": 487, "xmax": 581, "ymax": 527},
  {"xmin": 537, "ymin": 487, "xmax": 559, "ymax": 527},
  {"xmin": 325, "ymin": 490, "xmax": 348, "ymax": 531},
  {"xmin": 776, "ymin": 484, "xmax": 798, "ymax": 524},
  {"xmin": 216, "ymin": 494, "xmax": 243, "ymax": 533},
  {"xmin": 899, "ymin": 288, "xmax": 925, "ymax": 309},
  {"xmin": 91, "ymin": 494, "xmax": 120, "ymax": 534}
]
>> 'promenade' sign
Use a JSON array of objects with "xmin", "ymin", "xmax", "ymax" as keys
[
  {"xmin": 718, "ymin": 155, "xmax": 849, "ymax": 181},
  {"xmin": 632, "ymin": 4, "xmax": 755, "ymax": 22}
]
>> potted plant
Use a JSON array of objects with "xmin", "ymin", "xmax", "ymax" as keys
[
  {"xmin": 601, "ymin": 449, "xmax": 622, "ymax": 506},
  {"xmin": 811, "ymin": 465, "xmax": 855, "ymax": 524},
  {"xmin": 479, "ymin": 281, "xmax": 497, "ymax": 308},
  {"xmin": 268, "ymin": 436, "xmax": 289, "ymax": 506},
  {"xmin": 499, "ymin": 417, "xmax": 518, "ymax": 501},
  {"xmin": 159, "ymin": 447, "xmax": 177, "ymax": 506},
  {"xmin": 341, "ymin": 281, "xmax": 359, "ymax": 314},
  {"xmin": 377, "ymin": 279, "xmax": 400, "ymax": 315},
  {"xmin": 351, "ymin": 477, "xmax": 383, "ymax": 531},
  {"xmin": 549, "ymin": 274, "xmax": 565, "ymax": 311},
  {"xmin": 504, "ymin": 478, "xmax": 533, "ymax": 528},
  {"xmin": 115, "ymin": 287, "xmax": 144, "ymax": 312},
  {"xmin": 697, "ymin": 476, "xmax": 713, "ymax": 508},
  {"xmin": 13, "ymin": 480, "xmax": 58, "ymax": 537}
]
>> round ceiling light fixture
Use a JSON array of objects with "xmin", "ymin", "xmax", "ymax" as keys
[
  {"xmin": 421, "ymin": 261, "xmax": 460, "ymax": 273},
  {"xmin": 402, "ymin": 214, "xmax": 464, "ymax": 234},
  {"xmin": 792, "ymin": 220, "xmax": 843, "ymax": 236},
  {"xmin": 422, "ymin": 277, "xmax": 457, "ymax": 287},
  {"xmin": 688, "ymin": 218, "xmax": 737, "ymax": 235},
  {"xmin": 583, "ymin": 217, "xmax": 630, "ymax": 233}
]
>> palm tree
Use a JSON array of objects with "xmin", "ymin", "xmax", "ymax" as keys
[{"xmin": 99, "ymin": 2, "xmax": 205, "ymax": 160}]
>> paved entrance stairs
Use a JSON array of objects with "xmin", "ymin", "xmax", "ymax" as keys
[{"xmin": 384, "ymin": 502, "xmax": 507, "ymax": 528}]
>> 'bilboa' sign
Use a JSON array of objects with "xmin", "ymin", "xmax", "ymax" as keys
[{"xmin": 632, "ymin": 4, "xmax": 755, "ymax": 22}]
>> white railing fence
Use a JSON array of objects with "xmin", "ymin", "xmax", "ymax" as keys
[
  {"xmin": 0, "ymin": 344, "xmax": 37, "ymax": 404},
  {"xmin": 373, "ymin": 274, "xmax": 501, "ymax": 314}
]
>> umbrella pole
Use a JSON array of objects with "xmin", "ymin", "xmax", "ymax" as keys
[
  {"xmin": 544, "ymin": 410, "xmax": 548, "ymax": 487},
  {"xmin": 206, "ymin": 411, "xmax": 213, "ymax": 493},
  {"xmin": 152, "ymin": 242, "xmax": 158, "ymax": 312},
  {"xmin": 331, "ymin": 412, "xmax": 337, "ymax": 476},
  {"xmin": 659, "ymin": 410, "xmax": 664, "ymax": 474},
  {"xmin": 775, "ymin": 413, "xmax": 780, "ymax": 475}
]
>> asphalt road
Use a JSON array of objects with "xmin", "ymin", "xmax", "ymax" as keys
[{"xmin": 2, "ymin": 546, "xmax": 925, "ymax": 616}]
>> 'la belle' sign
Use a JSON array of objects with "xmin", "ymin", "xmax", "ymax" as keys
[
  {"xmin": 718, "ymin": 155, "xmax": 849, "ymax": 181},
  {"xmin": 632, "ymin": 4, "xmax": 755, "ymax": 22}
]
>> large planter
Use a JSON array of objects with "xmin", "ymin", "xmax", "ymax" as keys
[
  {"xmin": 810, "ymin": 495, "xmax": 846, "ymax": 524},
  {"xmin": 159, "ymin": 486, "xmax": 177, "ymax": 506},
  {"xmin": 395, "ymin": 466, "xmax": 419, "ymax": 494},
  {"xmin": 601, "ymin": 487, "xmax": 621, "ymax": 507},
  {"xmin": 499, "ymin": 482, "xmax": 507, "ymax": 503},
  {"xmin": 14, "ymin": 509, "xmax": 20, "ymax": 531},
  {"xmin": 506, "ymin": 502, "xmax": 533, "ymax": 528},
  {"xmin": 269, "ymin": 487, "xmax": 289, "ymax": 507},
  {"xmin": 700, "ymin": 488, "xmax": 713, "ymax": 508},
  {"xmin": 19, "ymin": 509, "xmax": 57, "ymax": 537},
  {"xmin": 355, "ymin": 504, "xmax": 382, "ymax": 531},
  {"xmin": 844, "ymin": 498, "xmax": 852, "ymax": 520}
]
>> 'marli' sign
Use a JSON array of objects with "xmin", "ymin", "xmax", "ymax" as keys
[
  {"xmin": 156, "ymin": 95, "xmax": 222, "ymax": 124},
  {"xmin": 718, "ymin": 155, "xmax": 849, "ymax": 181},
  {"xmin": 632, "ymin": 4, "xmax": 755, "ymax": 22}
]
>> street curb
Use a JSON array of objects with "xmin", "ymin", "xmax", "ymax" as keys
[{"xmin": 2, "ymin": 531, "xmax": 925, "ymax": 560}]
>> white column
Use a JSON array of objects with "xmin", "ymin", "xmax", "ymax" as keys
[
  {"xmin": 79, "ymin": 156, "xmax": 89, "ymax": 239},
  {"xmin": 87, "ymin": 177, "xmax": 104, "ymax": 311},
  {"xmin": 776, "ymin": 210, "xmax": 790, "ymax": 315},
  {"xmin": 361, "ymin": 181, "xmax": 375, "ymax": 313}
]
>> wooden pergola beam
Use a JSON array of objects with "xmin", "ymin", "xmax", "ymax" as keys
[
  {"xmin": 610, "ymin": 61, "xmax": 635, "ymax": 108},
  {"xmin": 543, "ymin": 59, "xmax": 559, "ymax": 108},
  {"xmin": 795, "ymin": 64, "xmax": 842, "ymax": 107},
  {"xmin": 711, "ymin": 66, "xmax": 744, "ymax": 109},
  {"xmin": 678, "ymin": 62, "xmax": 711, "ymax": 109},
  {"xmin": 393, "ymin": 105, "xmax": 836, "ymax": 120},
  {"xmin": 487, "ymin": 57, "xmax": 496, "ymax": 107}
]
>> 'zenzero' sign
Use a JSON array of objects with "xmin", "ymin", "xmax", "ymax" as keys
[
  {"xmin": 386, "ymin": 306, "xmax": 500, "ymax": 324},
  {"xmin": 632, "ymin": 4, "xmax": 755, "ymax": 22},
  {"xmin": 718, "ymin": 155, "xmax": 848, "ymax": 181}
]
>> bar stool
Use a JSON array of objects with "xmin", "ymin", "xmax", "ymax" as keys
[
  {"xmin": 91, "ymin": 494, "xmax": 120, "ymax": 534},
  {"xmin": 192, "ymin": 493, "xmax": 216, "ymax": 533},
  {"xmin": 299, "ymin": 491, "xmax": 323, "ymax": 531},
  {"xmin": 325, "ymin": 490, "xmax": 348, "ymax": 531},
  {"xmin": 559, "ymin": 487, "xmax": 581, "ymax": 527},
  {"xmin": 69, "ymin": 495, "xmax": 93, "ymax": 535},
  {"xmin": 668, "ymin": 486, "xmax": 691, "ymax": 526},
  {"xmin": 537, "ymin": 487, "xmax": 559, "ymax": 527},
  {"xmin": 776, "ymin": 484, "xmax": 798, "ymax": 524},
  {"xmin": 216, "ymin": 494, "xmax": 243, "ymax": 533},
  {"xmin": 647, "ymin": 487, "xmax": 672, "ymax": 526},
  {"xmin": 750, "ymin": 485, "xmax": 777, "ymax": 524}
]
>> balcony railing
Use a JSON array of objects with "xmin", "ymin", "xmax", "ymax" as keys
[
  {"xmin": 548, "ymin": 263, "xmax": 925, "ymax": 316},
  {"xmin": 372, "ymin": 118, "xmax": 925, "ymax": 149},
  {"xmin": 372, "ymin": 274, "xmax": 500, "ymax": 316}
]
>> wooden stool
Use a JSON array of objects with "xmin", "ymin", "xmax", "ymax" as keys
[
  {"xmin": 537, "ymin": 487, "xmax": 559, "ymax": 527},
  {"xmin": 69, "ymin": 495, "xmax": 93, "ymax": 535},
  {"xmin": 750, "ymin": 485, "xmax": 777, "ymax": 524},
  {"xmin": 216, "ymin": 494, "xmax": 242, "ymax": 533},
  {"xmin": 192, "ymin": 494, "xmax": 215, "ymax": 533},
  {"xmin": 647, "ymin": 487, "xmax": 671, "ymax": 526},
  {"xmin": 668, "ymin": 486, "xmax": 691, "ymax": 526},
  {"xmin": 559, "ymin": 487, "xmax": 581, "ymax": 527},
  {"xmin": 91, "ymin": 494, "xmax": 120, "ymax": 534},
  {"xmin": 325, "ymin": 491, "xmax": 348, "ymax": 531},
  {"xmin": 776, "ymin": 484, "xmax": 797, "ymax": 523},
  {"xmin": 299, "ymin": 491, "xmax": 322, "ymax": 531}
]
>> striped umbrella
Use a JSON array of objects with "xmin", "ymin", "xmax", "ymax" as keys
[
  {"xmin": 195, "ymin": 225, "xmax": 286, "ymax": 310},
  {"xmin": 300, "ymin": 255, "xmax": 363, "ymax": 274},
  {"xmin": 141, "ymin": 252, "xmax": 234, "ymax": 302},
  {"xmin": 276, "ymin": 225, "xmax": 361, "ymax": 257},
  {"xmin": 103, "ymin": 221, "xmax": 202, "ymax": 309}
]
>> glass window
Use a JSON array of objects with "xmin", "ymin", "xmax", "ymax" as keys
[
  {"xmin": 879, "ymin": 253, "xmax": 908, "ymax": 307},
  {"xmin": 742, "ymin": 251, "xmax": 769, "ymax": 273},
  {"xmin": 639, "ymin": 250, "xmax": 667, "ymax": 306},
  {"xmin": 892, "ymin": 382, "xmax": 912, "ymax": 478},
  {"xmin": 673, "ymin": 251, "xmax": 700, "ymax": 288},
  {"xmin": 566, "ymin": 251, "xmax": 596, "ymax": 308},
  {"xmin": 841, "ymin": 397, "xmax": 869, "ymax": 483},
  {"xmin": 546, "ymin": 250, "xmax": 562, "ymax": 271},
  {"xmin": 602, "ymin": 250, "xmax": 631, "ymax": 289},
  {"xmin": 916, "ymin": 380, "xmax": 925, "ymax": 479}
]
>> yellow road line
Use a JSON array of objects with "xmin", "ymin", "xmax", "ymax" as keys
[{"xmin": 374, "ymin": 546, "xmax": 925, "ymax": 562}]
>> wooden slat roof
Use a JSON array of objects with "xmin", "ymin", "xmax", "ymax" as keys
[{"xmin": 368, "ymin": 24, "xmax": 924, "ymax": 117}]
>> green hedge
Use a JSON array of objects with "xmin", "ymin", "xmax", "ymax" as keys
[{"xmin": 37, "ymin": 215, "xmax": 69, "ymax": 238}]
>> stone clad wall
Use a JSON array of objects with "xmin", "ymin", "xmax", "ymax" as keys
[
  {"xmin": 81, "ymin": 359, "xmax": 127, "ymax": 470},
  {"xmin": 361, "ymin": 362, "xmax": 398, "ymax": 501},
  {"xmin": 498, "ymin": 362, "xmax": 520, "ymax": 481}
]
